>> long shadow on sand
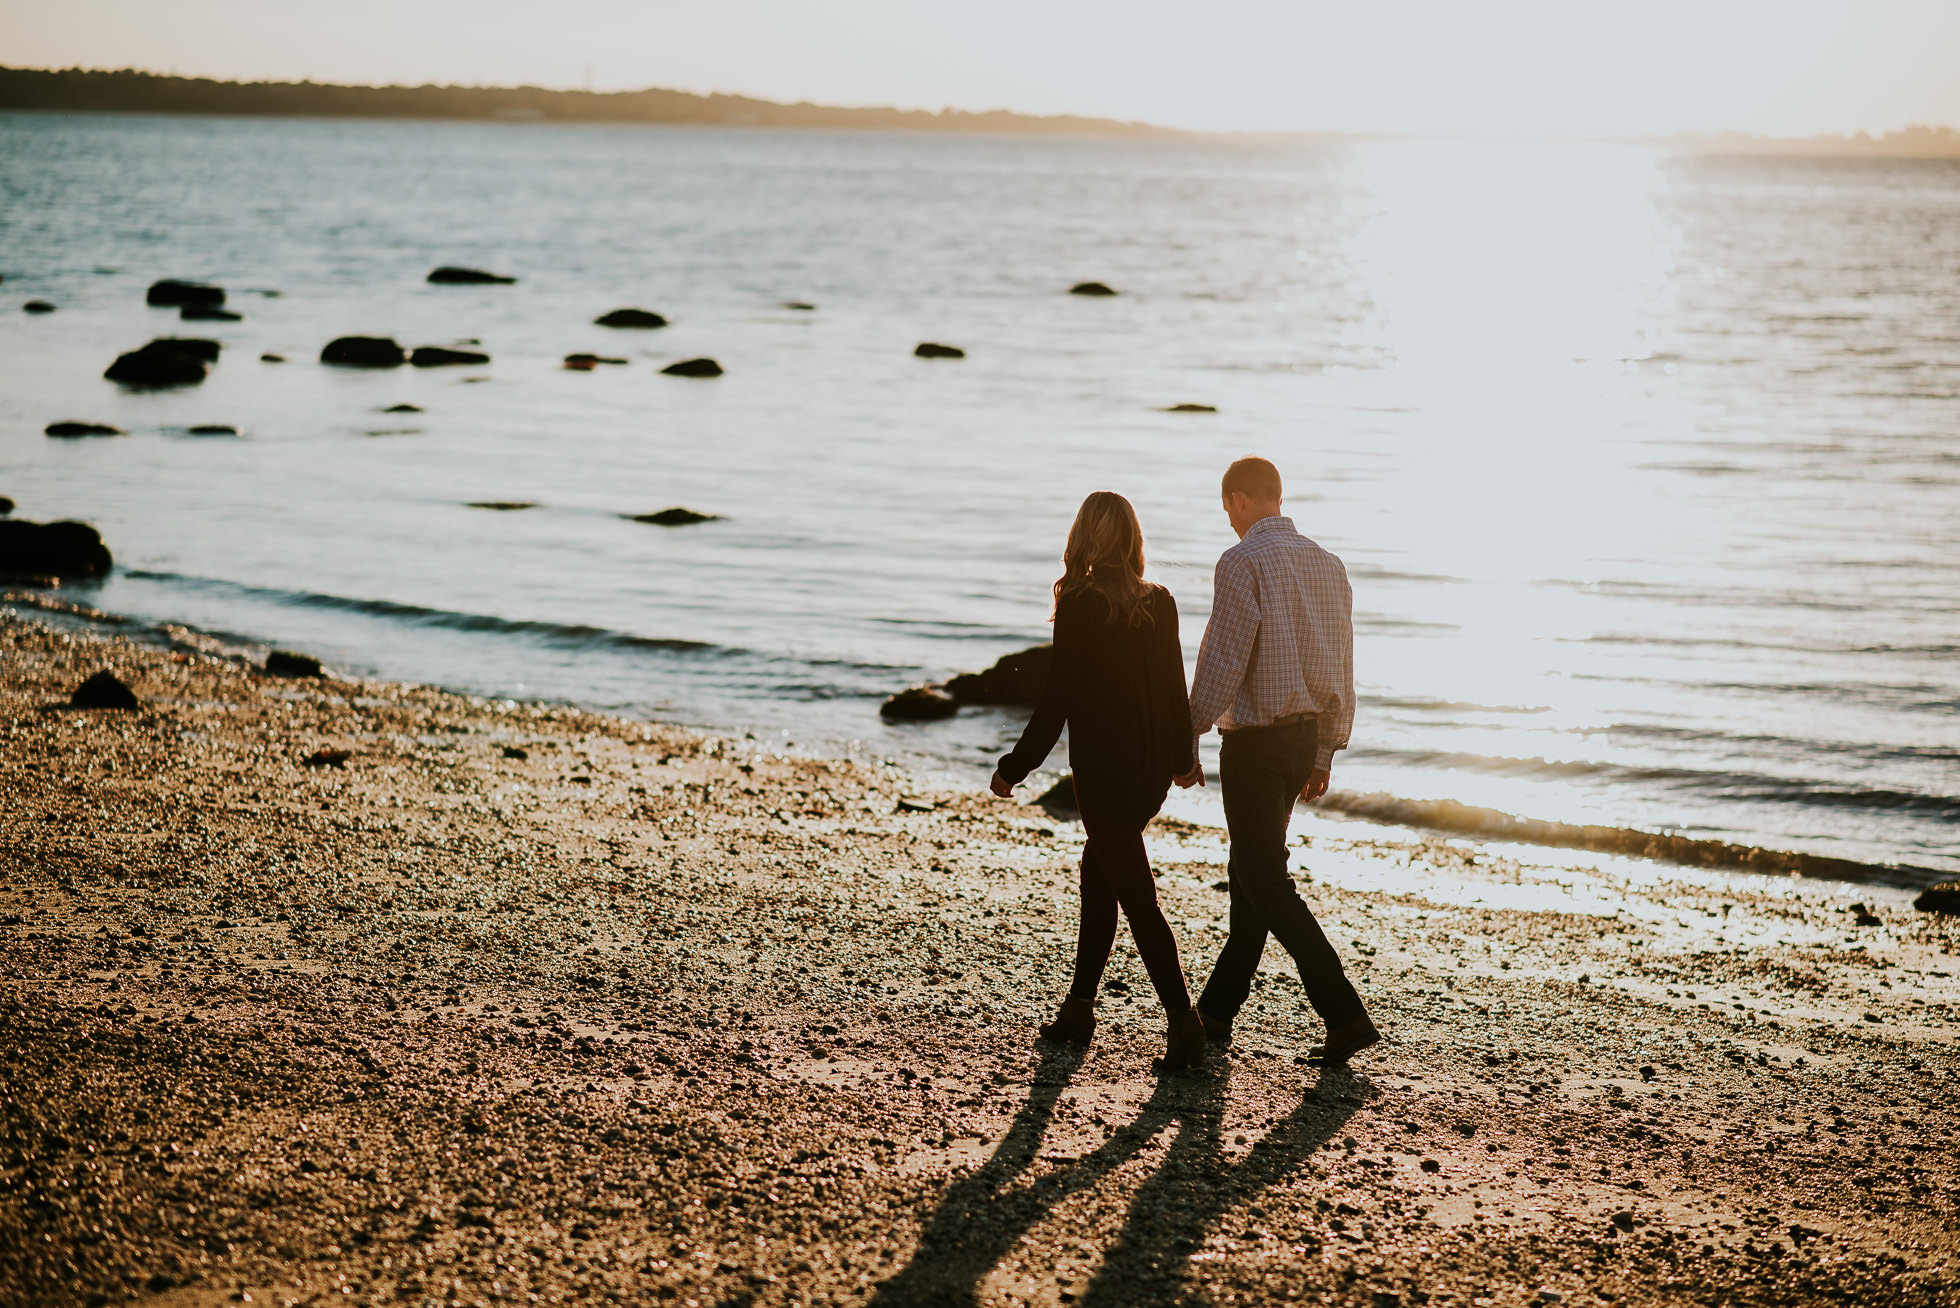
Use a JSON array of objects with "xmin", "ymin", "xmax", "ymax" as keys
[{"xmin": 872, "ymin": 1044, "xmax": 1369, "ymax": 1307}]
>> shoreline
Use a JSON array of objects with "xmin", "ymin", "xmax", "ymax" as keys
[{"xmin": 2, "ymin": 608, "xmax": 1956, "ymax": 1307}]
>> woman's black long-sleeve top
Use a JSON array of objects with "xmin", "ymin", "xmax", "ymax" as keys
[{"xmin": 996, "ymin": 583, "xmax": 1195, "ymax": 823}]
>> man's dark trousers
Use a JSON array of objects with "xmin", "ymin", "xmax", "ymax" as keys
[{"xmin": 1196, "ymin": 716, "xmax": 1365, "ymax": 1027}]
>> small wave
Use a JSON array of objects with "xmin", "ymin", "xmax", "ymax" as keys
[
  {"xmin": 121, "ymin": 570, "xmax": 723, "ymax": 655},
  {"xmin": 1363, "ymin": 695, "xmax": 1551, "ymax": 716},
  {"xmin": 1313, "ymin": 791, "xmax": 1948, "ymax": 889}
]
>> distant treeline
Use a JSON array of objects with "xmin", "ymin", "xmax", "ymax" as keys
[{"xmin": 0, "ymin": 65, "xmax": 1175, "ymax": 137}]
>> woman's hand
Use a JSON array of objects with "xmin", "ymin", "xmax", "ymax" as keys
[{"xmin": 988, "ymin": 770, "xmax": 1015, "ymax": 799}]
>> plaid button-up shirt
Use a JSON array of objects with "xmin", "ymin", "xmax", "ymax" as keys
[{"xmin": 1188, "ymin": 516, "xmax": 1355, "ymax": 773}]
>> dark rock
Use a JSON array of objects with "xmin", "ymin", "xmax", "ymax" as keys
[
  {"xmin": 1914, "ymin": 882, "xmax": 1960, "ymax": 915},
  {"xmin": 104, "ymin": 339, "xmax": 216, "ymax": 388},
  {"xmin": 1854, "ymin": 910, "xmax": 1882, "ymax": 927},
  {"xmin": 187, "ymin": 425, "xmax": 238, "ymax": 436},
  {"xmin": 303, "ymin": 748, "xmax": 352, "ymax": 769},
  {"xmin": 564, "ymin": 354, "xmax": 628, "ymax": 365},
  {"xmin": 383, "ymin": 403, "xmax": 423, "ymax": 413},
  {"xmin": 881, "ymin": 687, "xmax": 958, "ymax": 722},
  {"xmin": 23, "ymin": 300, "xmax": 55, "ymax": 313},
  {"xmin": 502, "ymin": 746, "xmax": 529, "ymax": 760},
  {"xmin": 410, "ymin": 346, "xmax": 491, "ymax": 367},
  {"xmin": 72, "ymin": 671, "xmax": 140, "ymax": 710},
  {"xmin": 1069, "ymin": 281, "xmax": 1118, "ymax": 296},
  {"xmin": 783, "ymin": 302, "xmax": 817, "ymax": 311},
  {"xmin": 563, "ymin": 357, "xmax": 598, "ymax": 371},
  {"xmin": 0, "ymin": 519, "xmax": 113, "ymax": 577},
  {"xmin": 146, "ymin": 279, "xmax": 225, "ymax": 307},
  {"xmin": 1034, "ymin": 775, "xmax": 1078, "ymax": 813},
  {"xmin": 627, "ymin": 508, "xmax": 718, "ymax": 526},
  {"xmin": 260, "ymin": 353, "xmax": 286, "ymax": 363},
  {"xmin": 1165, "ymin": 403, "xmax": 1216, "ymax": 412},
  {"xmin": 321, "ymin": 336, "xmax": 406, "ymax": 367},
  {"xmin": 944, "ymin": 643, "xmax": 1053, "ymax": 706},
  {"xmin": 265, "ymin": 649, "xmax": 324, "ymax": 677},
  {"xmin": 661, "ymin": 357, "xmax": 723, "ymax": 377},
  {"xmin": 428, "ymin": 267, "xmax": 515, "ymax": 284},
  {"xmin": 914, "ymin": 342, "xmax": 965, "ymax": 359},
  {"xmin": 180, "ymin": 304, "xmax": 242, "ymax": 322},
  {"xmin": 595, "ymin": 308, "xmax": 668, "ymax": 328},
  {"xmin": 0, "ymin": 498, "xmax": 12, "ymax": 516},
  {"xmin": 468, "ymin": 501, "xmax": 537, "ymax": 511},
  {"xmin": 45, "ymin": 421, "xmax": 125, "ymax": 438}
]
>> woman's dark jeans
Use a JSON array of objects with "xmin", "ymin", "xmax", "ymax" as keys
[
  {"xmin": 1196, "ymin": 717, "xmax": 1365, "ymax": 1028},
  {"xmin": 1068, "ymin": 790, "xmax": 1193, "ymax": 1013}
]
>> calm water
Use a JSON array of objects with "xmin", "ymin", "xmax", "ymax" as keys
[{"xmin": 2, "ymin": 113, "xmax": 1956, "ymax": 873}]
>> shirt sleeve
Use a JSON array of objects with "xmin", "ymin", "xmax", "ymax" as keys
[
  {"xmin": 996, "ymin": 594, "xmax": 1080, "ymax": 787},
  {"xmin": 1188, "ymin": 552, "xmax": 1260, "ymax": 751},
  {"xmin": 1315, "ymin": 561, "xmax": 1355, "ymax": 774}
]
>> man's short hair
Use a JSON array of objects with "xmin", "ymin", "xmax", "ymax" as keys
[{"xmin": 1221, "ymin": 456, "xmax": 1282, "ymax": 502}]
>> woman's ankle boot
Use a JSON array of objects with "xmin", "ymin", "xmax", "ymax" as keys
[
  {"xmin": 1038, "ymin": 996, "xmax": 1096, "ymax": 1045},
  {"xmin": 1162, "ymin": 1006, "xmax": 1207, "ymax": 1071}
]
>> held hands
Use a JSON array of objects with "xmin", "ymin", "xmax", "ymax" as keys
[
  {"xmin": 988, "ymin": 769, "xmax": 1015, "ymax": 799},
  {"xmin": 1174, "ymin": 765, "xmax": 1205, "ymax": 789},
  {"xmin": 1300, "ymin": 768, "xmax": 1331, "ymax": 804}
]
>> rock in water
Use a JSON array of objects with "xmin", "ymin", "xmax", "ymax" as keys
[
  {"xmin": 880, "ymin": 687, "xmax": 959, "ymax": 722},
  {"xmin": 71, "ymin": 670, "xmax": 140, "ymax": 710},
  {"xmin": 146, "ymin": 280, "xmax": 225, "ymax": 307},
  {"xmin": 265, "ymin": 650, "xmax": 324, "ymax": 678},
  {"xmin": 23, "ymin": 300, "xmax": 55, "ymax": 314},
  {"xmin": 410, "ymin": 346, "xmax": 491, "ymax": 367},
  {"xmin": 0, "ymin": 498, "xmax": 12, "ymax": 515},
  {"xmin": 1915, "ymin": 882, "xmax": 1960, "ymax": 915},
  {"xmin": 1069, "ymin": 281, "xmax": 1118, "ymax": 296},
  {"xmin": 181, "ymin": 304, "xmax": 242, "ymax": 322},
  {"xmin": 914, "ymin": 342, "xmax": 965, "ymax": 359},
  {"xmin": 626, "ymin": 508, "xmax": 718, "ymax": 526},
  {"xmin": 1164, "ymin": 403, "xmax": 1216, "ymax": 413},
  {"xmin": 1034, "ymin": 775, "xmax": 1079, "ymax": 813},
  {"xmin": 595, "ymin": 308, "xmax": 668, "ymax": 328},
  {"xmin": 428, "ymin": 267, "xmax": 516, "ymax": 284},
  {"xmin": 187, "ymin": 424, "xmax": 238, "ymax": 436},
  {"xmin": 383, "ymin": 403, "xmax": 423, "ymax": 413},
  {"xmin": 468, "ymin": 501, "xmax": 537, "ymax": 511},
  {"xmin": 0, "ymin": 519, "xmax": 112, "ymax": 577},
  {"xmin": 45, "ymin": 421, "xmax": 125, "ymax": 438},
  {"xmin": 321, "ymin": 337, "xmax": 406, "ymax": 367},
  {"xmin": 104, "ymin": 339, "xmax": 216, "ymax": 388},
  {"xmin": 944, "ymin": 644, "xmax": 1053, "ymax": 706},
  {"xmin": 661, "ymin": 358, "xmax": 723, "ymax": 377},
  {"xmin": 260, "ymin": 353, "xmax": 286, "ymax": 363},
  {"xmin": 783, "ymin": 301, "xmax": 817, "ymax": 311},
  {"xmin": 564, "ymin": 354, "xmax": 628, "ymax": 365}
]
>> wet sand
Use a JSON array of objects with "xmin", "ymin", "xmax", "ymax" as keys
[{"xmin": 2, "ymin": 607, "xmax": 1956, "ymax": 1308}]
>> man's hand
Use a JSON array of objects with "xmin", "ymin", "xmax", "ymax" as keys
[
  {"xmin": 1300, "ymin": 768, "xmax": 1331, "ymax": 804},
  {"xmin": 1174, "ymin": 765, "xmax": 1206, "ymax": 789},
  {"xmin": 988, "ymin": 770, "xmax": 1015, "ymax": 799}
]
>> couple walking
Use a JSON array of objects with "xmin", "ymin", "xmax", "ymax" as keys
[{"xmin": 988, "ymin": 456, "xmax": 1379, "ymax": 1073}]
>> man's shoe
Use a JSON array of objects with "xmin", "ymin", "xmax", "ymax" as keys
[
  {"xmin": 1312, "ymin": 1013, "xmax": 1380, "ymax": 1067},
  {"xmin": 1196, "ymin": 1008, "xmax": 1233, "ymax": 1048},
  {"xmin": 1037, "ymin": 996, "xmax": 1095, "ymax": 1046}
]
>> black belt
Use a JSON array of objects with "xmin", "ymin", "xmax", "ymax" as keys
[{"xmin": 1219, "ymin": 711, "xmax": 1317, "ymax": 736}]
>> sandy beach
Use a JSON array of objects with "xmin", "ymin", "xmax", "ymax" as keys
[{"xmin": 2, "ymin": 604, "xmax": 1956, "ymax": 1308}]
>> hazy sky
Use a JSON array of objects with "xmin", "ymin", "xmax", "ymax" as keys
[{"xmin": 4, "ymin": 0, "xmax": 1958, "ymax": 136}]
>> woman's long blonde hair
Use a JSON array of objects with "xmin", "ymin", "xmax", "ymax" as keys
[{"xmin": 1054, "ymin": 491, "xmax": 1156, "ymax": 628}]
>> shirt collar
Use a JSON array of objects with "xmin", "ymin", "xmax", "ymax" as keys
[{"xmin": 1244, "ymin": 515, "xmax": 1293, "ymax": 540}]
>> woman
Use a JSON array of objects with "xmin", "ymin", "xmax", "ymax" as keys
[{"xmin": 989, "ymin": 491, "xmax": 1205, "ymax": 1071}]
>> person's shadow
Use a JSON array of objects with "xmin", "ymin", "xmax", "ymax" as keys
[{"xmin": 871, "ymin": 1044, "xmax": 1369, "ymax": 1307}]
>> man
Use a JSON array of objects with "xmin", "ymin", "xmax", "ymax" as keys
[{"xmin": 1176, "ymin": 455, "xmax": 1379, "ymax": 1066}]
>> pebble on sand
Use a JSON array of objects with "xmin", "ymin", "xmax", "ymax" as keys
[
  {"xmin": 626, "ymin": 508, "xmax": 718, "ymax": 526},
  {"xmin": 321, "ymin": 337, "xmax": 407, "ymax": 368},
  {"xmin": 70, "ymin": 670, "xmax": 140, "ymax": 710},
  {"xmin": 914, "ymin": 343, "xmax": 965, "ymax": 359},
  {"xmin": 302, "ymin": 748, "xmax": 353, "ymax": 768},
  {"xmin": 45, "ymin": 422, "xmax": 125, "ymax": 438},
  {"xmin": 880, "ymin": 686, "xmax": 959, "ymax": 722},
  {"xmin": 595, "ymin": 309, "xmax": 668, "ymax": 328},
  {"xmin": 265, "ymin": 650, "xmax": 324, "ymax": 678},
  {"xmin": 428, "ymin": 267, "xmax": 516, "ymax": 285},
  {"xmin": 1069, "ymin": 281, "xmax": 1119, "ymax": 296},
  {"xmin": 23, "ymin": 300, "xmax": 55, "ymax": 313},
  {"xmin": 410, "ymin": 346, "xmax": 491, "ymax": 367},
  {"xmin": 661, "ymin": 358, "xmax": 724, "ymax": 377},
  {"xmin": 146, "ymin": 279, "xmax": 225, "ymax": 307}
]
